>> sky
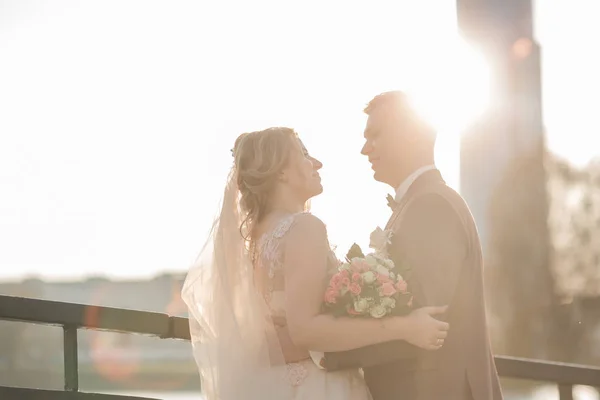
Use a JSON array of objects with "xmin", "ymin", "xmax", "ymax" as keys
[{"xmin": 0, "ymin": 0, "xmax": 598, "ymax": 281}]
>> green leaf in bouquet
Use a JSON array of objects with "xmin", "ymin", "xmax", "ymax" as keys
[
  {"xmin": 361, "ymin": 285, "xmax": 379, "ymax": 300},
  {"xmin": 345, "ymin": 243, "xmax": 365, "ymax": 262}
]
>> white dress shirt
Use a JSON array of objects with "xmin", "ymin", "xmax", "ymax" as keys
[{"xmin": 394, "ymin": 165, "xmax": 436, "ymax": 202}]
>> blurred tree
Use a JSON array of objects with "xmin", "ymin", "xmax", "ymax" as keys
[
  {"xmin": 546, "ymin": 154, "xmax": 600, "ymax": 364},
  {"xmin": 547, "ymin": 155, "xmax": 600, "ymax": 298},
  {"xmin": 486, "ymin": 149, "xmax": 600, "ymax": 363}
]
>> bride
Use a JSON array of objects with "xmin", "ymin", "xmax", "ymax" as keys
[{"xmin": 181, "ymin": 127, "xmax": 449, "ymax": 400}]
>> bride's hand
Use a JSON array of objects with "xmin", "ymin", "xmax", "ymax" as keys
[{"xmin": 398, "ymin": 306, "xmax": 449, "ymax": 350}]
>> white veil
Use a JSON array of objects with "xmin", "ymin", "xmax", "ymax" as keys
[{"xmin": 181, "ymin": 167, "xmax": 293, "ymax": 400}]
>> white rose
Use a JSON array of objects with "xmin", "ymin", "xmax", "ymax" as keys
[
  {"xmin": 365, "ymin": 255, "xmax": 378, "ymax": 267},
  {"xmin": 371, "ymin": 253, "xmax": 385, "ymax": 263},
  {"xmin": 376, "ymin": 265, "xmax": 390, "ymax": 277},
  {"xmin": 383, "ymin": 259, "xmax": 395, "ymax": 270},
  {"xmin": 381, "ymin": 297, "xmax": 396, "ymax": 309},
  {"xmin": 339, "ymin": 262, "xmax": 351, "ymax": 271},
  {"xmin": 361, "ymin": 271, "xmax": 376, "ymax": 284},
  {"xmin": 354, "ymin": 298, "xmax": 369, "ymax": 313},
  {"xmin": 369, "ymin": 304, "xmax": 387, "ymax": 318}
]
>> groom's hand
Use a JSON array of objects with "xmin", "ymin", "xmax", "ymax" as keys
[{"xmin": 404, "ymin": 306, "xmax": 449, "ymax": 350}]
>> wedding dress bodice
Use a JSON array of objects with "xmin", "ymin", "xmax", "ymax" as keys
[
  {"xmin": 256, "ymin": 213, "xmax": 300, "ymax": 312},
  {"xmin": 256, "ymin": 212, "xmax": 338, "ymax": 311},
  {"xmin": 254, "ymin": 212, "xmax": 310, "ymax": 386},
  {"xmin": 251, "ymin": 213, "xmax": 370, "ymax": 397}
]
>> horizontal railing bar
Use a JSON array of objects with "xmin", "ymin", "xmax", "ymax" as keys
[
  {"xmin": 168, "ymin": 316, "xmax": 191, "ymax": 340},
  {"xmin": 0, "ymin": 386, "xmax": 159, "ymax": 400},
  {"xmin": 0, "ymin": 295, "xmax": 188, "ymax": 339},
  {"xmin": 495, "ymin": 355, "xmax": 600, "ymax": 388}
]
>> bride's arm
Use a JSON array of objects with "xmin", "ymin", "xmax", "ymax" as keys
[{"xmin": 284, "ymin": 214, "xmax": 447, "ymax": 353}]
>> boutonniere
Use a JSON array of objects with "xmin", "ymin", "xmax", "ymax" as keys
[{"xmin": 369, "ymin": 226, "xmax": 393, "ymax": 257}]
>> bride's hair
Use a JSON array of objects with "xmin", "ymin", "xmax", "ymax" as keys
[{"xmin": 232, "ymin": 127, "xmax": 298, "ymax": 243}]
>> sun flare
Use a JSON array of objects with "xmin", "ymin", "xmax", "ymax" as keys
[{"xmin": 405, "ymin": 35, "xmax": 492, "ymax": 135}]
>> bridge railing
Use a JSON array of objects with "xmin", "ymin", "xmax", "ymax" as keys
[{"xmin": 1, "ymin": 294, "xmax": 599, "ymax": 400}]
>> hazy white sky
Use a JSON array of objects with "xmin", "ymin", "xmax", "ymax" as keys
[{"xmin": 0, "ymin": 0, "xmax": 598, "ymax": 281}]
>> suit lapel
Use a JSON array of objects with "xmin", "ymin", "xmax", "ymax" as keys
[{"xmin": 384, "ymin": 169, "xmax": 445, "ymax": 231}]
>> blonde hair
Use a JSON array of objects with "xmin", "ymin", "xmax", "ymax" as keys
[{"xmin": 232, "ymin": 127, "xmax": 299, "ymax": 245}]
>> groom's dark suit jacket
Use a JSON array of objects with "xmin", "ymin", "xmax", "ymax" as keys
[{"xmin": 323, "ymin": 170, "xmax": 503, "ymax": 400}]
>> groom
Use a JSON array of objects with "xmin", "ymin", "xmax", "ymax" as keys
[{"xmin": 323, "ymin": 91, "xmax": 503, "ymax": 400}]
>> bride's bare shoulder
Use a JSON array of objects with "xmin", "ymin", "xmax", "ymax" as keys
[
  {"xmin": 286, "ymin": 212, "xmax": 328, "ymax": 243},
  {"xmin": 284, "ymin": 213, "xmax": 331, "ymax": 267},
  {"xmin": 293, "ymin": 212, "xmax": 327, "ymax": 231}
]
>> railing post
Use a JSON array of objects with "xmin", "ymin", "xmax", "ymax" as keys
[
  {"xmin": 63, "ymin": 325, "xmax": 79, "ymax": 392},
  {"xmin": 558, "ymin": 384, "xmax": 573, "ymax": 400}
]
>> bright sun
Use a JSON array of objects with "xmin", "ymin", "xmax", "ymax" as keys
[
  {"xmin": 405, "ymin": 34, "xmax": 492, "ymax": 135},
  {"xmin": 390, "ymin": 32, "xmax": 493, "ymax": 190}
]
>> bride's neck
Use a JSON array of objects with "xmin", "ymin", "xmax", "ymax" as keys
[{"xmin": 268, "ymin": 189, "xmax": 305, "ymax": 215}]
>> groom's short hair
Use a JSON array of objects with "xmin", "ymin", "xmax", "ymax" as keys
[
  {"xmin": 364, "ymin": 90, "xmax": 436, "ymax": 142},
  {"xmin": 363, "ymin": 90, "xmax": 409, "ymax": 116}
]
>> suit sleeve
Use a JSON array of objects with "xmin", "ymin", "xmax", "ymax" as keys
[{"xmin": 323, "ymin": 193, "xmax": 468, "ymax": 370}]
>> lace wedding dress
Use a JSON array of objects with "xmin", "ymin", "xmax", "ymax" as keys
[{"xmin": 254, "ymin": 212, "xmax": 372, "ymax": 400}]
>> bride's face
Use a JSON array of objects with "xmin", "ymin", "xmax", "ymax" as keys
[{"xmin": 281, "ymin": 138, "xmax": 323, "ymax": 202}]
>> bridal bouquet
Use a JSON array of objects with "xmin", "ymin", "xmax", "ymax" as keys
[
  {"xmin": 310, "ymin": 227, "xmax": 415, "ymax": 370},
  {"xmin": 321, "ymin": 227, "xmax": 413, "ymax": 318}
]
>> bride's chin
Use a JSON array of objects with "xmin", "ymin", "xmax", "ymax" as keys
[{"xmin": 305, "ymin": 187, "xmax": 323, "ymax": 200}]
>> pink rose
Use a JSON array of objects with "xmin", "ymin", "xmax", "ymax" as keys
[
  {"xmin": 331, "ymin": 274, "xmax": 342, "ymax": 286},
  {"xmin": 340, "ymin": 270, "xmax": 350, "ymax": 279},
  {"xmin": 324, "ymin": 287, "xmax": 338, "ymax": 304},
  {"xmin": 352, "ymin": 272, "xmax": 363, "ymax": 283},
  {"xmin": 395, "ymin": 280, "xmax": 408, "ymax": 293},
  {"xmin": 342, "ymin": 277, "xmax": 351, "ymax": 287},
  {"xmin": 349, "ymin": 282, "xmax": 362, "ymax": 295},
  {"xmin": 381, "ymin": 282, "xmax": 397, "ymax": 297},
  {"xmin": 377, "ymin": 274, "xmax": 390, "ymax": 284}
]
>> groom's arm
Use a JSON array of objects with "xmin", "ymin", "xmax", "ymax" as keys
[{"xmin": 323, "ymin": 193, "xmax": 468, "ymax": 371}]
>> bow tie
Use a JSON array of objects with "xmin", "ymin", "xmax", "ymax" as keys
[{"xmin": 386, "ymin": 194, "xmax": 399, "ymax": 211}]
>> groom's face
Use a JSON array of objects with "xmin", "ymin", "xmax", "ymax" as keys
[{"xmin": 361, "ymin": 107, "xmax": 407, "ymax": 187}]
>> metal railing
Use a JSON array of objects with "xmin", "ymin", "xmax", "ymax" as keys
[
  {"xmin": 1, "ymin": 294, "xmax": 599, "ymax": 400},
  {"xmin": 0, "ymin": 295, "xmax": 189, "ymax": 400}
]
